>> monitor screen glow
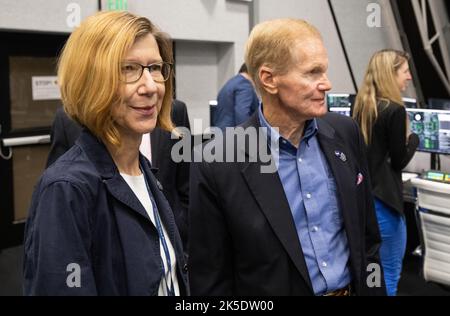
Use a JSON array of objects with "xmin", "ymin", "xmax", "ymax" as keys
[
  {"xmin": 406, "ymin": 108, "xmax": 450, "ymax": 155},
  {"xmin": 326, "ymin": 93, "xmax": 355, "ymax": 117}
]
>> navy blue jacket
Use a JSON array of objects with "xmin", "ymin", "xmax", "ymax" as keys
[
  {"xmin": 212, "ymin": 74, "xmax": 259, "ymax": 129},
  {"xmin": 24, "ymin": 130, "xmax": 189, "ymax": 295},
  {"xmin": 46, "ymin": 100, "xmax": 191, "ymax": 250}
]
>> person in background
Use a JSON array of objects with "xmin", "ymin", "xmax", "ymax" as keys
[
  {"xmin": 46, "ymin": 99, "xmax": 191, "ymax": 250},
  {"xmin": 353, "ymin": 49, "xmax": 419, "ymax": 296},
  {"xmin": 24, "ymin": 11, "xmax": 188, "ymax": 295},
  {"xmin": 212, "ymin": 63, "xmax": 259, "ymax": 129},
  {"xmin": 188, "ymin": 18, "xmax": 385, "ymax": 296}
]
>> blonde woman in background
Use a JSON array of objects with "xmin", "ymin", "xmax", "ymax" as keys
[
  {"xmin": 353, "ymin": 49, "xmax": 419, "ymax": 296},
  {"xmin": 23, "ymin": 11, "xmax": 188, "ymax": 295}
]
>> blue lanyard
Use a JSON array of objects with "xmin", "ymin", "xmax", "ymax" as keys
[{"xmin": 140, "ymin": 164, "xmax": 175, "ymax": 296}]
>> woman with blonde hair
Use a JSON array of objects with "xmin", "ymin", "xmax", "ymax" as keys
[
  {"xmin": 353, "ymin": 49, "xmax": 419, "ymax": 296},
  {"xmin": 23, "ymin": 11, "xmax": 188, "ymax": 295}
]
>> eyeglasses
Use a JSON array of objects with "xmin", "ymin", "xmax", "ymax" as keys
[{"xmin": 120, "ymin": 61, "xmax": 172, "ymax": 83}]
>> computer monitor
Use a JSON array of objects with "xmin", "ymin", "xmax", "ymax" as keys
[
  {"xmin": 326, "ymin": 93, "xmax": 355, "ymax": 117},
  {"xmin": 428, "ymin": 98, "xmax": 450, "ymax": 110},
  {"xmin": 403, "ymin": 97, "xmax": 417, "ymax": 108},
  {"xmin": 406, "ymin": 108, "xmax": 450, "ymax": 155}
]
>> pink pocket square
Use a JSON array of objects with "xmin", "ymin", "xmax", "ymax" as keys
[{"xmin": 356, "ymin": 173, "xmax": 364, "ymax": 185}]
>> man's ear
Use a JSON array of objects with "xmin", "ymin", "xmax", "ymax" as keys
[{"xmin": 259, "ymin": 66, "xmax": 278, "ymax": 95}]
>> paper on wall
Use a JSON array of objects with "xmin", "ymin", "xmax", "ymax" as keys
[{"xmin": 31, "ymin": 76, "xmax": 61, "ymax": 100}]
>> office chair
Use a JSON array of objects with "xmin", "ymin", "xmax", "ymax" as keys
[
  {"xmin": 412, "ymin": 177, "xmax": 450, "ymax": 290},
  {"xmin": 418, "ymin": 210, "xmax": 450, "ymax": 289}
]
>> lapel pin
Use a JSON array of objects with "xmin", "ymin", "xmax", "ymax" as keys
[{"xmin": 335, "ymin": 150, "xmax": 347, "ymax": 162}]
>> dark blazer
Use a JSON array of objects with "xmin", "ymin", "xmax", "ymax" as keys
[
  {"xmin": 367, "ymin": 100, "xmax": 419, "ymax": 215},
  {"xmin": 24, "ymin": 129, "xmax": 189, "ymax": 295},
  {"xmin": 46, "ymin": 100, "xmax": 191, "ymax": 248},
  {"xmin": 188, "ymin": 112, "xmax": 385, "ymax": 296}
]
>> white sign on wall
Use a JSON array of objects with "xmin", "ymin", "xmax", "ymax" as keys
[{"xmin": 31, "ymin": 76, "xmax": 61, "ymax": 100}]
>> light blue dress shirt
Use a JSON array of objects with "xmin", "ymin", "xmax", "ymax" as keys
[{"xmin": 258, "ymin": 105, "xmax": 351, "ymax": 295}]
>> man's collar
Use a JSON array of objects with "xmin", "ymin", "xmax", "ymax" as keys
[{"xmin": 257, "ymin": 103, "xmax": 319, "ymax": 146}]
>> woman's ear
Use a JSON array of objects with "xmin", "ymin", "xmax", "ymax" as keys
[{"xmin": 259, "ymin": 66, "xmax": 278, "ymax": 95}]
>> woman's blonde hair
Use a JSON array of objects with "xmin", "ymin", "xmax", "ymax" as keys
[
  {"xmin": 245, "ymin": 18, "xmax": 321, "ymax": 95},
  {"xmin": 58, "ymin": 10, "xmax": 174, "ymax": 147},
  {"xmin": 352, "ymin": 49, "xmax": 409, "ymax": 144}
]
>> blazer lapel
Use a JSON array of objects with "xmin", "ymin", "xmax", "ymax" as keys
[
  {"xmin": 241, "ymin": 163, "xmax": 313, "ymax": 291},
  {"xmin": 103, "ymin": 175, "xmax": 152, "ymax": 222},
  {"xmin": 77, "ymin": 129, "xmax": 153, "ymax": 223},
  {"xmin": 140, "ymin": 156, "xmax": 178, "ymax": 252},
  {"xmin": 239, "ymin": 114, "xmax": 313, "ymax": 292},
  {"xmin": 316, "ymin": 119, "xmax": 362, "ymax": 253},
  {"xmin": 104, "ymin": 156, "xmax": 179, "ymax": 251}
]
